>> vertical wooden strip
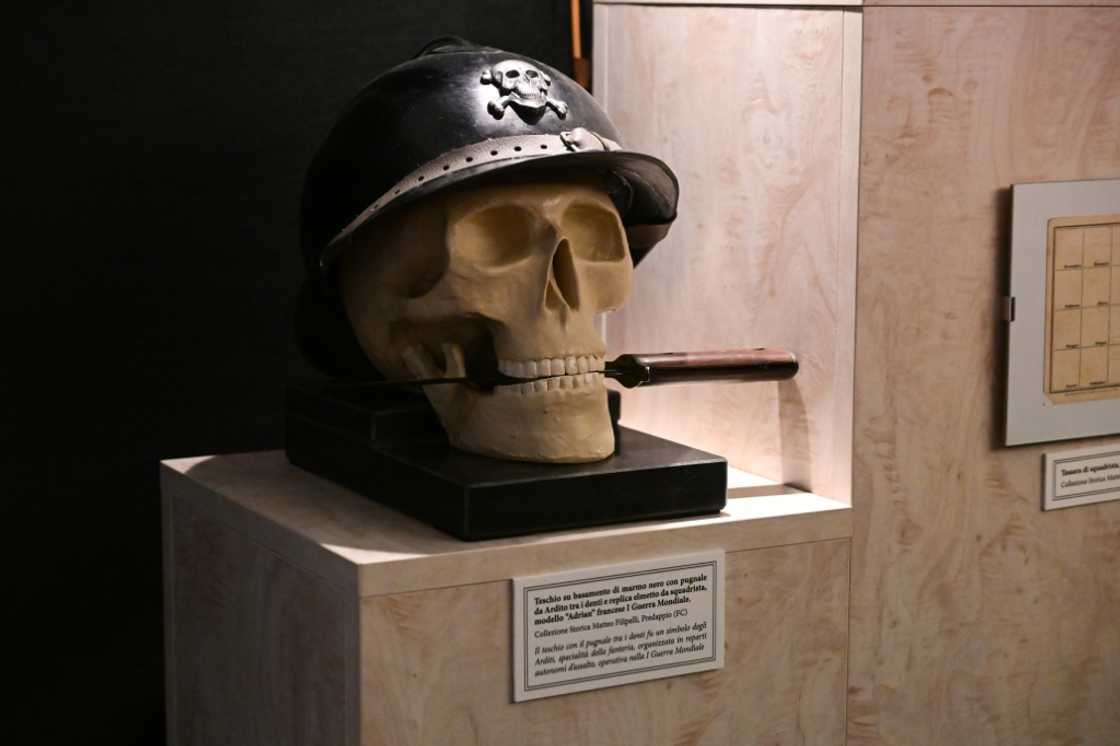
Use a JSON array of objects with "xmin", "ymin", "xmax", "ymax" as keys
[
  {"xmin": 346, "ymin": 594, "xmax": 360, "ymax": 746},
  {"xmin": 571, "ymin": 0, "xmax": 583, "ymax": 60},
  {"xmin": 593, "ymin": 3, "xmax": 611, "ymax": 344},
  {"xmin": 162, "ymin": 486, "xmax": 179, "ymax": 746},
  {"xmin": 834, "ymin": 8, "xmax": 863, "ymax": 505}
]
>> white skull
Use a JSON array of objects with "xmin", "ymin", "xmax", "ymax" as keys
[
  {"xmin": 491, "ymin": 60, "xmax": 551, "ymax": 106},
  {"xmin": 339, "ymin": 180, "xmax": 632, "ymax": 463},
  {"xmin": 480, "ymin": 61, "xmax": 567, "ymax": 119}
]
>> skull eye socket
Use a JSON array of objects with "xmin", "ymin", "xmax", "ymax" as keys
[
  {"xmin": 505, "ymin": 69, "xmax": 520, "ymax": 78},
  {"xmin": 560, "ymin": 203, "xmax": 628, "ymax": 263},
  {"xmin": 525, "ymin": 70, "xmax": 539, "ymax": 79},
  {"xmin": 452, "ymin": 206, "xmax": 538, "ymax": 267}
]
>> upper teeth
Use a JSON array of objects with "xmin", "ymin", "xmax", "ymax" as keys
[
  {"xmin": 494, "ymin": 371, "xmax": 605, "ymax": 396},
  {"xmin": 498, "ymin": 355, "xmax": 605, "ymax": 378}
]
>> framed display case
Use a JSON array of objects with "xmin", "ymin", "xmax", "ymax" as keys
[{"xmin": 1006, "ymin": 178, "xmax": 1120, "ymax": 445}]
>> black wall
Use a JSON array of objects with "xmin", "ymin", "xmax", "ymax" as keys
[{"xmin": 11, "ymin": 3, "xmax": 582, "ymax": 743}]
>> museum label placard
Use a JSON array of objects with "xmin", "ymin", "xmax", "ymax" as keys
[
  {"xmin": 512, "ymin": 551, "xmax": 725, "ymax": 702},
  {"xmin": 1043, "ymin": 444, "xmax": 1120, "ymax": 510}
]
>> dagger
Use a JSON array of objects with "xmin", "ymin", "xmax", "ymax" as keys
[{"xmin": 337, "ymin": 348, "xmax": 798, "ymax": 390}]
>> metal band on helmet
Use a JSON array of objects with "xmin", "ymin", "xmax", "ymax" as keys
[
  {"xmin": 302, "ymin": 38, "xmax": 679, "ymax": 274},
  {"xmin": 322, "ymin": 128, "xmax": 624, "ymax": 268}
]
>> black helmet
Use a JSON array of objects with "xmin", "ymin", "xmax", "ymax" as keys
[{"xmin": 297, "ymin": 37, "xmax": 679, "ymax": 377}]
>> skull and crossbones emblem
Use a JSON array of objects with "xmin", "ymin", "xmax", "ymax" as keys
[{"xmin": 480, "ymin": 60, "xmax": 568, "ymax": 120}]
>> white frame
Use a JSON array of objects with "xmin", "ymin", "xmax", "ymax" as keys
[
  {"xmin": 511, "ymin": 550, "xmax": 725, "ymax": 702},
  {"xmin": 1005, "ymin": 178, "xmax": 1120, "ymax": 446},
  {"xmin": 1042, "ymin": 444, "xmax": 1120, "ymax": 510}
]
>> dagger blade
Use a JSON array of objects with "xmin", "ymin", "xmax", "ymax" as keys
[{"xmin": 327, "ymin": 348, "xmax": 798, "ymax": 391}]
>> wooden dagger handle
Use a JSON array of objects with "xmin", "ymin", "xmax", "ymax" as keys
[{"xmin": 609, "ymin": 348, "xmax": 798, "ymax": 388}]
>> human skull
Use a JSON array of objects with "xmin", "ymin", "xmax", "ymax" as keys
[{"xmin": 339, "ymin": 180, "xmax": 632, "ymax": 463}]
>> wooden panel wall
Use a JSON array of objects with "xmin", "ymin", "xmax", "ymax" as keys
[
  {"xmin": 359, "ymin": 539, "xmax": 850, "ymax": 746},
  {"xmin": 865, "ymin": 0, "xmax": 1119, "ymax": 6},
  {"xmin": 597, "ymin": 0, "xmax": 860, "ymax": 6},
  {"xmin": 596, "ymin": 5, "xmax": 859, "ymax": 500},
  {"xmin": 852, "ymin": 8, "xmax": 1120, "ymax": 744}
]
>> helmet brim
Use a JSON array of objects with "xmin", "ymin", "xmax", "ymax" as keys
[{"xmin": 320, "ymin": 148, "xmax": 678, "ymax": 270}]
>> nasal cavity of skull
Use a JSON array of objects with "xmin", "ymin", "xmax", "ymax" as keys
[{"xmin": 545, "ymin": 239, "xmax": 580, "ymax": 312}]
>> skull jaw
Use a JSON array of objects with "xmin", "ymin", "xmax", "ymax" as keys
[
  {"xmin": 423, "ymin": 383, "xmax": 615, "ymax": 463},
  {"xmin": 510, "ymin": 90, "xmax": 547, "ymax": 110}
]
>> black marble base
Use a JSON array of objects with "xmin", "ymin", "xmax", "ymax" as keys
[{"xmin": 284, "ymin": 382, "xmax": 727, "ymax": 541}]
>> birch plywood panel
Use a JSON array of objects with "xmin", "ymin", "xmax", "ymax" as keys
[
  {"xmin": 598, "ymin": 6, "xmax": 858, "ymax": 500},
  {"xmin": 852, "ymin": 8, "xmax": 1120, "ymax": 745},
  {"xmin": 359, "ymin": 540, "xmax": 849, "ymax": 746},
  {"xmin": 168, "ymin": 500, "xmax": 351, "ymax": 746},
  {"xmin": 596, "ymin": 0, "xmax": 862, "ymax": 6},
  {"xmin": 865, "ymin": 0, "xmax": 1120, "ymax": 6}
]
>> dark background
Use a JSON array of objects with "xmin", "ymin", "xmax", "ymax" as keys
[{"xmin": 10, "ymin": 2, "xmax": 588, "ymax": 743}]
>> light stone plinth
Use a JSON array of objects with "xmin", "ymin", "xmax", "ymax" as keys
[{"xmin": 162, "ymin": 451, "xmax": 851, "ymax": 746}]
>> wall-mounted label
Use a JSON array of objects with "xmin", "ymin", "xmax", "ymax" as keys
[
  {"xmin": 512, "ymin": 551, "xmax": 725, "ymax": 702},
  {"xmin": 1043, "ymin": 444, "xmax": 1120, "ymax": 510}
]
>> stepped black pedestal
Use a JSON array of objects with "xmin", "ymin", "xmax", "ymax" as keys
[{"xmin": 284, "ymin": 382, "xmax": 727, "ymax": 541}]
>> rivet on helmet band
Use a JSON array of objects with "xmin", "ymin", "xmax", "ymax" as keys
[{"xmin": 322, "ymin": 129, "xmax": 621, "ymax": 268}]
